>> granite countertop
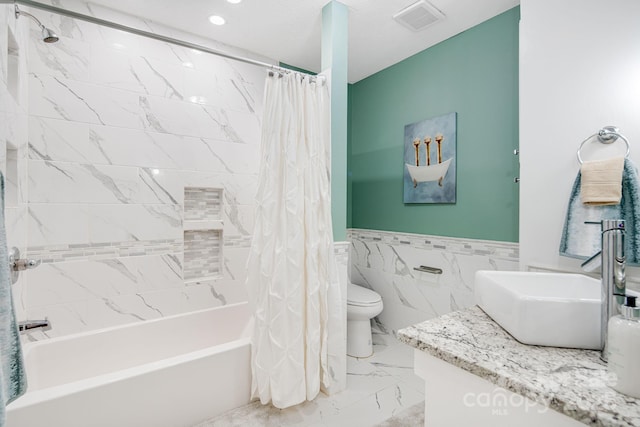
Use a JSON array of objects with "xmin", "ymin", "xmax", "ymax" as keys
[{"xmin": 397, "ymin": 306, "xmax": 640, "ymax": 427}]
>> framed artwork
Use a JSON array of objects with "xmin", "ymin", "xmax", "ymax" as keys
[{"xmin": 403, "ymin": 112, "xmax": 457, "ymax": 204}]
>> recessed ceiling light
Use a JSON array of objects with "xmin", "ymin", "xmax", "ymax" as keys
[
  {"xmin": 208, "ymin": 15, "xmax": 226, "ymax": 25},
  {"xmin": 227, "ymin": 0, "xmax": 242, "ymax": 3}
]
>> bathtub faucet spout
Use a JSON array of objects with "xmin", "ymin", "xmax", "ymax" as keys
[{"xmin": 18, "ymin": 319, "xmax": 51, "ymax": 332}]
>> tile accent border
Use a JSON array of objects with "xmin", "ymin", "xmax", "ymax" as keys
[
  {"xmin": 26, "ymin": 234, "xmax": 251, "ymax": 265},
  {"xmin": 348, "ymin": 228, "xmax": 519, "ymax": 261},
  {"xmin": 224, "ymin": 235, "xmax": 252, "ymax": 248},
  {"xmin": 333, "ymin": 241, "xmax": 349, "ymax": 266},
  {"xmin": 26, "ymin": 239, "xmax": 183, "ymax": 264}
]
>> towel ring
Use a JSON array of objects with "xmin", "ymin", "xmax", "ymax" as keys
[{"xmin": 576, "ymin": 126, "xmax": 631, "ymax": 164}]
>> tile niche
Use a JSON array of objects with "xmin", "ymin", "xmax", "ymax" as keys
[{"xmin": 183, "ymin": 187, "xmax": 224, "ymax": 282}]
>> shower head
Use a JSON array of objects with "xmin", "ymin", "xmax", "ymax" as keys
[
  {"xmin": 15, "ymin": 5, "xmax": 59, "ymax": 43},
  {"xmin": 41, "ymin": 26, "xmax": 59, "ymax": 43}
]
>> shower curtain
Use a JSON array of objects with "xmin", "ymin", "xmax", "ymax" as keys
[{"xmin": 247, "ymin": 71, "xmax": 340, "ymax": 409}]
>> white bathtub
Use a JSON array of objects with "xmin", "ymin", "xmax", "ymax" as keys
[{"xmin": 6, "ymin": 302, "xmax": 252, "ymax": 427}]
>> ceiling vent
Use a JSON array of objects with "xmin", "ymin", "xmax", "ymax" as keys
[{"xmin": 393, "ymin": 0, "xmax": 444, "ymax": 32}]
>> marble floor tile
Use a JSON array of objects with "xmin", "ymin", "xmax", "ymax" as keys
[
  {"xmin": 366, "ymin": 338, "xmax": 425, "ymax": 395},
  {"xmin": 314, "ymin": 380, "xmax": 424, "ymax": 427},
  {"xmin": 195, "ymin": 335, "xmax": 425, "ymax": 427},
  {"xmin": 373, "ymin": 402, "xmax": 424, "ymax": 427}
]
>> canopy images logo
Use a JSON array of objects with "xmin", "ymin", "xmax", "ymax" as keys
[{"xmin": 462, "ymin": 388, "xmax": 549, "ymax": 416}]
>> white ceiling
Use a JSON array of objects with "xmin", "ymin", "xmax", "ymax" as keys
[{"xmin": 88, "ymin": 0, "xmax": 519, "ymax": 83}]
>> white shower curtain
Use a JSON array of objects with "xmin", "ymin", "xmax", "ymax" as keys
[{"xmin": 247, "ymin": 72, "xmax": 340, "ymax": 409}]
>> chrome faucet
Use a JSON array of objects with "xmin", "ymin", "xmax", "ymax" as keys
[
  {"xmin": 18, "ymin": 319, "xmax": 51, "ymax": 332},
  {"xmin": 581, "ymin": 219, "xmax": 626, "ymax": 362}
]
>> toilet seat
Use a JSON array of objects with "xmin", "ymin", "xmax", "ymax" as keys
[{"xmin": 347, "ymin": 283, "xmax": 381, "ymax": 307}]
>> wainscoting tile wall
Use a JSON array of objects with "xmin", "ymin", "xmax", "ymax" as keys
[{"xmin": 349, "ymin": 229, "xmax": 519, "ymax": 335}]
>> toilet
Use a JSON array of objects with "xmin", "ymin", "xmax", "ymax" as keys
[{"xmin": 347, "ymin": 283, "xmax": 383, "ymax": 358}]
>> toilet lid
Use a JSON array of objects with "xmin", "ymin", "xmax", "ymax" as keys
[{"xmin": 347, "ymin": 283, "xmax": 381, "ymax": 306}]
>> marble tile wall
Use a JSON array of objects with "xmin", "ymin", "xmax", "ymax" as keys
[
  {"xmin": 20, "ymin": 0, "xmax": 270, "ymax": 339},
  {"xmin": 324, "ymin": 241, "xmax": 349, "ymax": 395},
  {"xmin": 0, "ymin": 4, "xmax": 30, "ymax": 322},
  {"xmin": 349, "ymin": 229, "xmax": 520, "ymax": 335}
]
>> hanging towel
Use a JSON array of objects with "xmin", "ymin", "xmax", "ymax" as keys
[
  {"xmin": 0, "ymin": 172, "xmax": 26, "ymax": 427},
  {"xmin": 580, "ymin": 157, "xmax": 625, "ymax": 205},
  {"xmin": 560, "ymin": 158, "xmax": 640, "ymax": 264}
]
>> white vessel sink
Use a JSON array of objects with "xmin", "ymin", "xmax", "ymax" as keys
[{"xmin": 474, "ymin": 271, "xmax": 601, "ymax": 350}]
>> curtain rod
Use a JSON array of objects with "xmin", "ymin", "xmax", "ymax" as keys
[{"xmin": 6, "ymin": 0, "xmax": 321, "ymax": 79}]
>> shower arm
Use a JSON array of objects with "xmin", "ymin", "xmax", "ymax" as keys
[{"xmin": 14, "ymin": 4, "xmax": 45, "ymax": 30}]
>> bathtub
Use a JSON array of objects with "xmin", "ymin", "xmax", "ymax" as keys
[{"xmin": 6, "ymin": 302, "xmax": 252, "ymax": 427}]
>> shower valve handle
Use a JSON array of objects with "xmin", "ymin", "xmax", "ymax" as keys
[
  {"xmin": 12, "ymin": 258, "xmax": 41, "ymax": 271},
  {"xmin": 8, "ymin": 247, "xmax": 41, "ymax": 284}
]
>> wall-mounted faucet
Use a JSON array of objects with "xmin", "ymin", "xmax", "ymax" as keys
[
  {"xmin": 18, "ymin": 319, "xmax": 51, "ymax": 332},
  {"xmin": 581, "ymin": 219, "xmax": 626, "ymax": 362}
]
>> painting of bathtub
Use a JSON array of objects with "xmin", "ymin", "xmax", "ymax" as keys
[{"xmin": 403, "ymin": 112, "xmax": 457, "ymax": 203}]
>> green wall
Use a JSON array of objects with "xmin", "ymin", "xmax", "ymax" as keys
[
  {"xmin": 348, "ymin": 7, "xmax": 520, "ymax": 242},
  {"xmin": 322, "ymin": 1, "xmax": 349, "ymax": 241}
]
